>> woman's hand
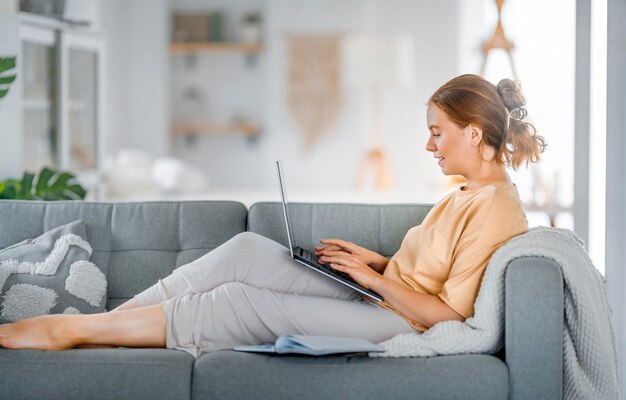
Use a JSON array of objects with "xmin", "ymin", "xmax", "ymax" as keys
[
  {"xmin": 317, "ymin": 250, "xmax": 383, "ymax": 290},
  {"xmin": 315, "ymin": 239, "xmax": 389, "ymax": 273}
]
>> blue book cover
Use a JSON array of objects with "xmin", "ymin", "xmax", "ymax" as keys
[{"xmin": 233, "ymin": 334, "xmax": 384, "ymax": 356}]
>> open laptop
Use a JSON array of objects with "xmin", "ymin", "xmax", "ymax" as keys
[{"xmin": 276, "ymin": 160, "xmax": 384, "ymax": 302}]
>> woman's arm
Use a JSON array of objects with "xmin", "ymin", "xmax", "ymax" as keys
[
  {"xmin": 370, "ymin": 277, "xmax": 465, "ymax": 329},
  {"xmin": 320, "ymin": 251, "xmax": 465, "ymax": 329}
]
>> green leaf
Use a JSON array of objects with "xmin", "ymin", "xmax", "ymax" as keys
[
  {"xmin": 20, "ymin": 172, "xmax": 35, "ymax": 200},
  {"xmin": 0, "ymin": 56, "xmax": 17, "ymax": 101},
  {"xmin": 0, "ymin": 75, "xmax": 16, "ymax": 85},
  {"xmin": 0, "ymin": 179, "xmax": 19, "ymax": 199},
  {"xmin": 48, "ymin": 171, "xmax": 74, "ymax": 190},
  {"xmin": 35, "ymin": 167, "xmax": 55, "ymax": 194},
  {"xmin": 0, "ymin": 57, "xmax": 16, "ymax": 73},
  {"xmin": 64, "ymin": 184, "xmax": 87, "ymax": 199},
  {"xmin": 0, "ymin": 184, "xmax": 17, "ymax": 200},
  {"xmin": 0, "ymin": 166, "xmax": 87, "ymax": 201}
]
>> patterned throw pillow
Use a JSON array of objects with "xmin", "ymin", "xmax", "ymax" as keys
[{"xmin": 0, "ymin": 220, "xmax": 107, "ymax": 323}]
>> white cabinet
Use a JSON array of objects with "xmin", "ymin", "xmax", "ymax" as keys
[{"xmin": 0, "ymin": 12, "xmax": 104, "ymax": 199}]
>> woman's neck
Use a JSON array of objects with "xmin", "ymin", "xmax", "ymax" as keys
[{"xmin": 461, "ymin": 164, "xmax": 510, "ymax": 191}]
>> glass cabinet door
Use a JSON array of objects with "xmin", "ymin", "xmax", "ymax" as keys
[
  {"xmin": 59, "ymin": 31, "xmax": 103, "ymax": 199},
  {"xmin": 67, "ymin": 47, "xmax": 97, "ymax": 171},
  {"xmin": 20, "ymin": 25, "xmax": 58, "ymax": 172}
]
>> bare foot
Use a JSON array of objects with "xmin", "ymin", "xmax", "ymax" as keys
[{"xmin": 0, "ymin": 315, "xmax": 77, "ymax": 350}]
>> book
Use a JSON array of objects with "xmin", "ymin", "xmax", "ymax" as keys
[{"xmin": 233, "ymin": 334, "xmax": 385, "ymax": 356}]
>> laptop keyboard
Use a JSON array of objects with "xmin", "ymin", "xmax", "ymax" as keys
[{"xmin": 298, "ymin": 248, "xmax": 352, "ymax": 280}]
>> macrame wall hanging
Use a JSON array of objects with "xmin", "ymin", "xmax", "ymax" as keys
[{"xmin": 286, "ymin": 35, "xmax": 343, "ymax": 149}]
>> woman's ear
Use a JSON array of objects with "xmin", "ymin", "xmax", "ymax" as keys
[{"xmin": 468, "ymin": 124, "xmax": 483, "ymax": 147}]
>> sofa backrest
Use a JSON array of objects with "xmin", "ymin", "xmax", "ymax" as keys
[
  {"xmin": 0, "ymin": 200, "xmax": 248, "ymax": 310},
  {"xmin": 248, "ymin": 202, "xmax": 433, "ymax": 258},
  {"xmin": 0, "ymin": 200, "xmax": 432, "ymax": 310}
]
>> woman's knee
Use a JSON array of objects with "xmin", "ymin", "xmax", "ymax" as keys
[
  {"xmin": 231, "ymin": 231, "xmax": 264, "ymax": 243},
  {"xmin": 229, "ymin": 231, "xmax": 279, "ymax": 251}
]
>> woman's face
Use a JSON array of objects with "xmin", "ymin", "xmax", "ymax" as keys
[{"xmin": 425, "ymin": 103, "xmax": 477, "ymax": 177}]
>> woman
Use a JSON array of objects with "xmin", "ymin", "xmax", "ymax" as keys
[{"xmin": 0, "ymin": 74, "xmax": 546, "ymax": 355}]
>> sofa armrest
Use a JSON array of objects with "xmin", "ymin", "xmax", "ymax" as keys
[{"xmin": 505, "ymin": 256, "xmax": 564, "ymax": 400}]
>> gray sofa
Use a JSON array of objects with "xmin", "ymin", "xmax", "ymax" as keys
[{"xmin": 0, "ymin": 200, "xmax": 563, "ymax": 400}]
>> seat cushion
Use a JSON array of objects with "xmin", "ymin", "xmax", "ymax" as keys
[
  {"xmin": 0, "ymin": 348, "xmax": 194, "ymax": 400},
  {"xmin": 192, "ymin": 351, "xmax": 508, "ymax": 400}
]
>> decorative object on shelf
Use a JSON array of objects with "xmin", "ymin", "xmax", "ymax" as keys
[
  {"xmin": 287, "ymin": 34, "xmax": 342, "ymax": 150},
  {"xmin": 172, "ymin": 12, "xmax": 224, "ymax": 43},
  {"xmin": 240, "ymin": 12, "xmax": 262, "ymax": 44},
  {"xmin": 0, "ymin": 167, "xmax": 87, "ymax": 200},
  {"xmin": 19, "ymin": 0, "xmax": 65, "ymax": 19},
  {"xmin": 209, "ymin": 12, "xmax": 224, "ymax": 42},
  {"xmin": 0, "ymin": 56, "xmax": 17, "ymax": 102},
  {"xmin": 480, "ymin": 0, "xmax": 517, "ymax": 78},
  {"xmin": 341, "ymin": 35, "xmax": 415, "ymax": 191},
  {"xmin": 172, "ymin": 13, "xmax": 211, "ymax": 42}
]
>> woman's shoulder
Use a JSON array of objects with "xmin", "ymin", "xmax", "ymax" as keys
[
  {"xmin": 459, "ymin": 182, "xmax": 526, "ymax": 229},
  {"xmin": 490, "ymin": 181, "xmax": 525, "ymax": 208},
  {"xmin": 479, "ymin": 183, "xmax": 528, "ymax": 237},
  {"xmin": 450, "ymin": 181, "xmax": 520, "ymax": 209}
]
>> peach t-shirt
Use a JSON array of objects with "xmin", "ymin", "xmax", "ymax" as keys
[{"xmin": 378, "ymin": 181, "xmax": 528, "ymax": 331}]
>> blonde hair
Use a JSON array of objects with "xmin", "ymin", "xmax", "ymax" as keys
[{"xmin": 429, "ymin": 74, "xmax": 547, "ymax": 170}]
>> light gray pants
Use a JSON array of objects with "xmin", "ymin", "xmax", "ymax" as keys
[{"xmin": 134, "ymin": 232, "xmax": 415, "ymax": 357}]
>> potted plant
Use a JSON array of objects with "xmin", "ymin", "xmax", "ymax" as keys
[{"xmin": 0, "ymin": 167, "xmax": 87, "ymax": 200}]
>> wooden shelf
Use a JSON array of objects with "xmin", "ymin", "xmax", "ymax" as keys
[
  {"xmin": 170, "ymin": 42, "xmax": 262, "ymax": 54},
  {"xmin": 170, "ymin": 122, "xmax": 261, "ymax": 137}
]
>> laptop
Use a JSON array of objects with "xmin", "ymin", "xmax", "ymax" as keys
[{"xmin": 276, "ymin": 160, "xmax": 384, "ymax": 302}]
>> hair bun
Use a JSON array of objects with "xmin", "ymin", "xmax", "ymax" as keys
[{"xmin": 497, "ymin": 78, "xmax": 526, "ymax": 110}]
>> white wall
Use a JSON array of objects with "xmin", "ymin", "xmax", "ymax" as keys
[
  {"xmin": 262, "ymin": 0, "xmax": 460, "ymax": 198},
  {"xmin": 164, "ymin": 0, "xmax": 460, "ymax": 202},
  {"xmin": 102, "ymin": 0, "xmax": 169, "ymax": 159},
  {"xmin": 606, "ymin": 0, "xmax": 626, "ymax": 394}
]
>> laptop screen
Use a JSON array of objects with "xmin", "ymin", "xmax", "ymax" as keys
[{"xmin": 276, "ymin": 160, "xmax": 296, "ymax": 258}]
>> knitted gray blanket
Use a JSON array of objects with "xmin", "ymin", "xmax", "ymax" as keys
[{"xmin": 369, "ymin": 226, "xmax": 619, "ymax": 400}]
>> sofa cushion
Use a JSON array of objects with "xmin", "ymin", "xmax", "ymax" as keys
[
  {"xmin": 0, "ymin": 348, "xmax": 194, "ymax": 399},
  {"xmin": 247, "ymin": 202, "xmax": 433, "ymax": 257},
  {"xmin": 192, "ymin": 351, "xmax": 508, "ymax": 400},
  {"xmin": 0, "ymin": 220, "xmax": 107, "ymax": 322}
]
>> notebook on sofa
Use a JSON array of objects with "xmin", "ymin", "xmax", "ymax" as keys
[{"xmin": 233, "ymin": 334, "xmax": 384, "ymax": 356}]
